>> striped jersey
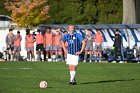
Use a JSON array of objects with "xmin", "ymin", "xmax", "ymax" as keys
[{"xmin": 62, "ymin": 32, "xmax": 83, "ymax": 55}]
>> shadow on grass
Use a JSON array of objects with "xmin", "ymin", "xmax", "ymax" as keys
[{"xmin": 81, "ymin": 79, "xmax": 135, "ymax": 85}]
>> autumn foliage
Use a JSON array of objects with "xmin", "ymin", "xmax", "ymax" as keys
[{"xmin": 5, "ymin": 0, "xmax": 49, "ymax": 26}]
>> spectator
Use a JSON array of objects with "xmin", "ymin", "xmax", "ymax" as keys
[
  {"xmin": 25, "ymin": 29, "xmax": 35, "ymax": 61},
  {"xmin": 35, "ymin": 29, "xmax": 44, "ymax": 61},
  {"xmin": 6, "ymin": 29, "xmax": 15, "ymax": 61},
  {"xmin": 44, "ymin": 27, "xmax": 54, "ymax": 61},
  {"xmin": 94, "ymin": 29, "xmax": 103, "ymax": 62},
  {"xmin": 112, "ymin": 29, "xmax": 123, "ymax": 63},
  {"xmin": 13, "ymin": 31, "xmax": 22, "ymax": 61},
  {"xmin": 83, "ymin": 29, "xmax": 95, "ymax": 63},
  {"xmin": 54, "ymin": 27, "xmax": 63, "ymax": 62}
]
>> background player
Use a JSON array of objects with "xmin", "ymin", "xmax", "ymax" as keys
[
  {"xmin": 44, "ymin": 27, "xmax": 54, "ymax": 61},
  {"xmin": 13, "ymin": 31, "xmax": 22, "ymax": 61},
  {"xmin": 54, "ymin": 27, "xmax": 63, "ymax": 62},
  {"xmin": 83, "ymin": 29, "xmax": 95, "ymax": 63},
  {"xmin": 35, "ymin": 29, "xmax": 44, "ymax": 61},
  {"xmin": 6, "ymin": 29, "xmax": 15, "ymax": 61},
  {"xmin": 94, "ymin": 29, "xmax": 103, "ymax": 62},
  {"xmin": 25, "ymin": 29, "xmax": 35, "ymax": 61}
]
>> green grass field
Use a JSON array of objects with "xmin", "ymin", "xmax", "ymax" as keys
[{"xmin": 0, "ymin": 62, "xmax": 140, "ymax": 93}]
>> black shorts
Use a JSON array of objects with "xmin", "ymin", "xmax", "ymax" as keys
[
  {"xmin": 36, "ymin": 44, "xmax": 44, "ymax": 51},
  {"xmin": 7, "ymin": 45, "xmax": 14, "ymax": 51}
]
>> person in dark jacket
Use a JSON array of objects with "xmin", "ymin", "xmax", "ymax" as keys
[{"xmin": 112, "ymin": 29, "xmax": 123, "ymax": 63}]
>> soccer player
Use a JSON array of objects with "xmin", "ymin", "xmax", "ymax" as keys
[
  {"xmin": 44, "ymin": 27, "xmax": 54, "ymax": 61},
  {"xmin": 112, "ymin": 29, "xmax": 123, "ymax": 63},
  {"xmin": 25, "ymin": 29, "xmax": 35, "ymax": 61},
  {"xmin": 62, "ymin": 25, "xmax": 86, "ymax": 85},
  {"xmin": 54, "ymin": 27, "xmax": 63, "ymax": 62},
  {"xmin": 83, "ymin": 29, "xmax": 94, "ymax": 63},
  {"xmin": 6, "ymin": 29, "xmax": 15, "ymax": 61},
  {"xmin": 35, "ymin": 29, "xmax": 44, "ymax": 61},
  {"xmin": 94, "ymin": 29, "xmax": 103, "ymax": 62},
  {"xmin": 13, "ymin": 31, "xmax": 22, "ymax": 61}
]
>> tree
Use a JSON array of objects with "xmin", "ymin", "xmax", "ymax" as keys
[
  {"xmin": 47, "ymin": 0, "xmax": 122, "ymax": 24},
  {"xmin": 0, "ymin": 0, "xmax": 11, "ymax": 15},
  {"xmin": 122, "ymin": 0, "xmax": 136, "ymax": 24},
  {"xmin": 5, "ymin": 0, "xmax": 49, "ymax": 26},
  {"xmin": 98, "ymin": 0, "xmax": 122, "ymax": 24}
]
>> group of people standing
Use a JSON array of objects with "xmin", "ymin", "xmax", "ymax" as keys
[
  {"xmin": 5, "ymin": 27, "xmax": 65, "ymax": 62},
  {"xmin": 5, "ymin": 25, "xmax": 123, "ymax": 63},
  {"xmin": 5, "ymin": 25, "xmax": 123, "ymax": 85}
]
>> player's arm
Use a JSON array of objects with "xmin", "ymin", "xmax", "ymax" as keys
[
  {"xmin": 43, "ymin": 34, "xmax": 46, "ymax": 48},
  {"xmin": 52, "ymin": 33, "xmax": 55, "ymax": 46},
  {"xmin": 6, "ymin": 35, "xmax": 9, "ymax": 48},
  {"xmin": 62, "ymin": 42, "xmax": 67, "ymax": 54},
  {"xmin": 76, "ymin": 34, "xmax": 86, "ymax": 55},
  {"xmin": 61, "ymin": 35, "xmax": 67, "ymax": 54},
  {"xmin": 25, "ymin": 36, "xmax": 27, "ymax": 48},
  {"xmin": 78, "ymin": 40, "xmax": 86, "ymax": 54}
]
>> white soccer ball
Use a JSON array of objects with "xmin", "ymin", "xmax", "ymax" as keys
[{"xmin": 39, "ymin": 81, "xmax": 48, "ymax": 88}]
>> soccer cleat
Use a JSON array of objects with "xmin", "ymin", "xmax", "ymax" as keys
[
  {"xmin": 14, "ymin": 58, "xmax": 17, "ymax": 61},
  {"xmin": 119, "ymin": 61, "xmax": 123, "ymax": 63},
  {"xmin": 56, "ymin": 59, "xmax": 58, "ymax": 62},
  {"xmin": 27, "ymin": 59, "xmax": 30, "ymax": 61},
  {"xmin": 72, "ymin": 82, "xmax": 77, "ymax": 85},
  {"xmin": 89, "ymin": 60, "xmax": 92, "ymax": 63},
  {"xmin": 99, "ymin": 60, "xmax": 102, "ymax": 63},
  {"xmin": 112, "ymin": 61, "xmax": 116, "ymax": 63},
  {"xmin": 95, "ymin": 60, "xmax": 97, "ymax": 63},
  {"xmin": 83, "ymin": 60, "xmax": 86, "ymax": 63},
  {"xmin": 69, "ymin": 82, "xmax": 73, "ymax": 85}
]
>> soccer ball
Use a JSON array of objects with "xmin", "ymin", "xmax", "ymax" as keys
[{"xmin": 39, "ymin": 81, "xmax": 48, "ymax": 88}]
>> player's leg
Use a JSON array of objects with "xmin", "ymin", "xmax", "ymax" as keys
[
  {"xmin": 89, "ymin": 46, "xmax": 93, "ymax": 63},
  {"xmin": 67, "ymin": 54, "xmax": 78, "ymax": 85},
  {"xmin": 69, "ymin": 65, "xmax": 77, "ymax": 85},
  {"xmin": 89, "ymin": 50, "xmax": 93, "ymax": 63},
  {"xmin": 16, "ymin": 51, "xmax": 20, "ymax": 61},
  {"xmin": 99, "ymin": 51, "xmax": 102, "ymax": 62},
  {"xmin": 13, "ymin": 47, "xmax": 17, "ymax": 61},
  {"xmin": 36, "ymin": 44, "xmax": 40, "ymax": 61},
  {"xmin": 94, "ymin": 44, "xmax": 98, "ymax": 62},
  {"xmin": 10, "ymin": 46, "xmax": 14, "ymax": 61},
  {"xmin": 53, "ymin": 46, "xmax": 57, "ymax": 62},
  {"xmin": 113, "ymin": 48, "xmax": 118, "ymax": 63},
  {"xmin": 83, "ymin": 50, "xmax": 88, "ymax": 62},
  {"xmin": 45, "ymin": 45, "xmax": 49, "ymax": 61},
  {"xmin": 26, "ymin": 47, "xmax": 31, "ymax": 61},
  {"xmin": 99, "ymin": 44, "xmax": 102, "ymax": 62},
  {"xmin": 31, "ymin": 47, "xmax": 35, "ymax": 61},
  {"xmin": 40, "ymin": 44, "xmax": 44, "ymax": 61},
  {"xmin": 58, "ymin": 46, "xmax": 63, "ymax": 62},
  {"xmin": 94, "ymin": 50, "xmax": 98, "ymax": 62},
  {"xmin": 84, "ymin": 46, "xmax": 88, "ymax": 62},
  {"xmin": 49, "ymin": 45, "xmax": 53, "ymax": 60}
]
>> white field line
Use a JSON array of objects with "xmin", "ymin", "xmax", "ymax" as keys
[{"xmin": 0, "ymin": 67, "xmax": 66, "ymax": 70}]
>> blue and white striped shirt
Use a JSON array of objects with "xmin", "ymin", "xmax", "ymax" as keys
[{"xmin": 62, "ymin": 32, "xmax": 83, "ymax": 55}]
